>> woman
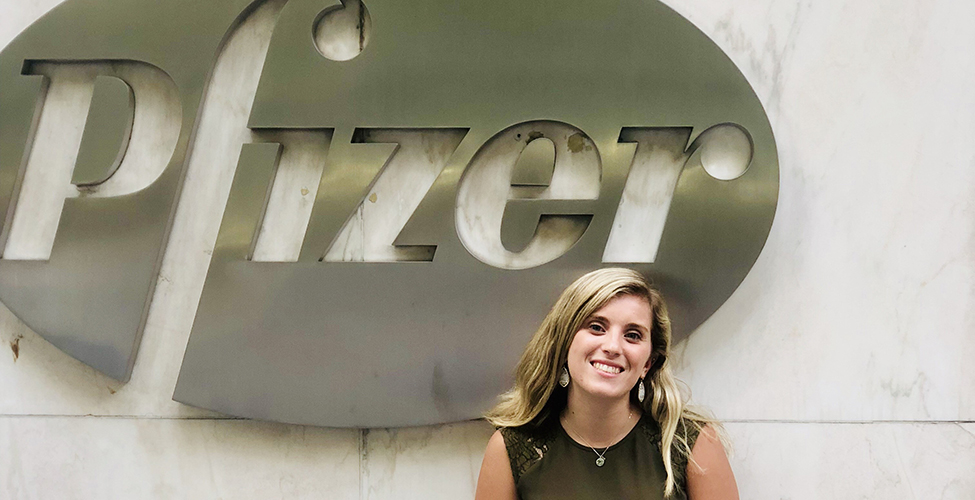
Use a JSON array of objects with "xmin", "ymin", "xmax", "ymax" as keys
[{"xmin": 475, "ymin": 268, "xmax": 738, "ymax": 499}]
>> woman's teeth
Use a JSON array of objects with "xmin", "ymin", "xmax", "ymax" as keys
[{"xmin": 592, "ymin": 362, "xmax": 622, "ymax": 374}]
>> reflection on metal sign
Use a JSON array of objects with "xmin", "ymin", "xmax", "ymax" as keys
[{"xmin": 0, "ymin": 0, "xmax": 778, "ymax": 426}]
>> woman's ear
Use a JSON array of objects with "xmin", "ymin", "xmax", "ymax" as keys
[{"xmin": 642, "ymin": 356, "xmax": 655, "ymax": 378}]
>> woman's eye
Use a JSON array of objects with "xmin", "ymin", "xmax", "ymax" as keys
[
  {"xmin": 625, "ymin": 331, "xmax": 643, "ymax": 341},
  {"xmin": 589, "ymin": 323, "xmax": 605, "ymax": 333}
]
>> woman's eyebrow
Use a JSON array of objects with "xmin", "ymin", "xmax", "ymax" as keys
[{"xmin": 626, "ymin": 322, "xmax": 650, "ymax": 332}]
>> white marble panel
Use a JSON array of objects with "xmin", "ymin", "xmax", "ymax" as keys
[
  {"xmin": 361, "ymin": 420, "xmax": 494, "ymax": 500},
  {"xmin": 0, "ymin": 305, "xmax": 181, "ymax": 416},
  {"xmin": 0, "ymin": 417, "xmax": 360, "ymax": 500},
  {"xmin": 668, "ymin": 0, "xmax": 975, "ymax": 421},
  {"xmin": 0, "ymin": 0, "xmax": 66, "ymax": 51},
  {"xmin": 726, "ymin": 421, "xmax": 975, "ymax": 500}
]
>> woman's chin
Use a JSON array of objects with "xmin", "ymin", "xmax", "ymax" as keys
[{"xmin": 571, "ymin": 383, "xmax": 633, "ymax": 403}]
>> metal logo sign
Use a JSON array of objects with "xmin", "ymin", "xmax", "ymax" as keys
[{"xmin": 0, "ymin": 0, "xmax": 777, "ymax": 426}]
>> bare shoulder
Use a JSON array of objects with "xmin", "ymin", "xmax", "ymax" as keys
[
  {"xmin": 685, "ymin": 424, "xmax": 739, "ymax": 500},
  {"xmin": 475, "ymin": 430, "xmax": 518, "ymax": 500}
]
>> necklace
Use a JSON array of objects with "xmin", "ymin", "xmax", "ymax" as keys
[{"xmin": 561, "ymin": 409, "xmax": 633, "ymax": 467}]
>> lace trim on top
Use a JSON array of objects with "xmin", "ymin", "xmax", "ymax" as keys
[
  {"xmin": 500, "ymin": 425, "xmax": 556, "ymax": 484},
  {"xmin": 500, "ymin": 416, "xmax": 701, "ymax": 494},
  {"xmin": 669, "ymin": 418, "xmax": 702, "ymax": 498}
]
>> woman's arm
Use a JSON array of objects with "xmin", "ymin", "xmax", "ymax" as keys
[
  {"xmin": 474, "ymin": 430, "xmax": 518, "ymax": 500},
  {"xmin": 686, "ymin": 425, "xmax": 739, "ymax": 500}
]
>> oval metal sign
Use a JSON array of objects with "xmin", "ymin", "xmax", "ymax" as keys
[{"xmin": 0, "ymin": 0, "xmax": 777, "ymax": 426}]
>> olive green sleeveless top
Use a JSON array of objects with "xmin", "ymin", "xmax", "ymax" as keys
[{"xmin": 500, "ymin": 414, "xmax": 699, "ymax": 499}]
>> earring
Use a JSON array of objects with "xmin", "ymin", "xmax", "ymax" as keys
[
  {"xmin": 637, "ymin": 378, "xmax": 646, "ymax": 403},
  {"xmin": 559, "ymin": 367, "xmax": 570, "ymax": 388}
]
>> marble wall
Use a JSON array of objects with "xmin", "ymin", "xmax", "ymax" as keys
[{"xmin": 1, "ymin": 0, "xmax": 973, "ymax": 498}]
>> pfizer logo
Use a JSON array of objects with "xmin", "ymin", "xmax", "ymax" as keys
[{"xmin": 0, "ymin": 0, "xmax": 777, "ymax": 426}]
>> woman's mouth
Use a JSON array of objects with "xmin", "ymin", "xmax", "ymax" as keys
[{"xmin": 591, "ymin": 361, "xmax": 623, "ymax": 375}]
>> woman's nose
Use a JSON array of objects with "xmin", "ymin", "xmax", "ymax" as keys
[{"xmin": 602, "ymin": 331, "xmax": 622, "ymax": 355}]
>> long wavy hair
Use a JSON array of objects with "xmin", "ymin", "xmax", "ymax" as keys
[{"xmin": 485, "ymin": 267, "xmax": 723, "ymax": 497}]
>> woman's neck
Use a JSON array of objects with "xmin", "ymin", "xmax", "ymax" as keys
[{"xmin": 560, "ymin": 392, "xmax": 641, "ymax": 448}]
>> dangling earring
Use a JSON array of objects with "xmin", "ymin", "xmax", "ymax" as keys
[
  {"xmin": 559, "ymin": 366, "xmax": 570, "ymax": 388},
  {"xmin": 637, "ymin": 378, "xmax": 646, "ymax": 403}
]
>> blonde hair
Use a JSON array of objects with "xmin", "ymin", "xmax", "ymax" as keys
[{"xmin": 485, "ymin": 267, "xmax": 723, "ymax": 497}]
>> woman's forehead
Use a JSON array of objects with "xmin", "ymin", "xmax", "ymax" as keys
[{"xmin": 586, "ymin": 294, "xmax": 652, "ymax": 322}]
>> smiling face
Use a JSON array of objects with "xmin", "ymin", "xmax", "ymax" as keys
[{"xmin": 565, "ymin": 294, "xmax": 655, "ymax": 404}]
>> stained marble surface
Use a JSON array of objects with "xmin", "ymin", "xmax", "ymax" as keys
[
  {"xmin": 1, "ymin": 0, "xmax": 974, "ymax": 498},
  {"xmin": 3, "ymin": 418, "xmax": 971, "ymax": 499},
  {"xmin": 0, "ymin": 417, "xmax": 360, "ymax": 500},
  {"xmin": 726, "ymin": 422, "xmax": 975, "ymax": 499},
  {"xmin": 361, "ymin": 421, "xmax": 494, "ymax": 500},
  {"xmin": 0, "ymin": 0, "xmax": 64, "ymax": 51},
  {"xmin": 671, "ymin": 0, "xmax": 975, "ymax": 422}
]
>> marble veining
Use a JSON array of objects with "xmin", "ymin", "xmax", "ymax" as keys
[
  {"xmin": 726, "ymin": 422, "xmax": 975, "ymax": 499},
  {"xmin": 671, "ymin": 0, "xmax": 975, "ymax": 422},
  {"xmin": 360, "ymin": 421, "xmax": 494, "ymax": 500},
  {"xmin": 0, "ymin": 417, "xmax": 360, "ymax": 500},
  {"xmin": 1, "ymin": 0, "xmax": 974, "ymax": 498}
]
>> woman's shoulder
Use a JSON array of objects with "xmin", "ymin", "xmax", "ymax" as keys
[{"xmin": 475, "ymin": 430, "xmax": 518, "ymax": 500}]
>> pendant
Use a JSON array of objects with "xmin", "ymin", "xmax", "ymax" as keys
[{"xmin": 595, "ymin": 456, "xmax": 605, "ymax": 467}]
